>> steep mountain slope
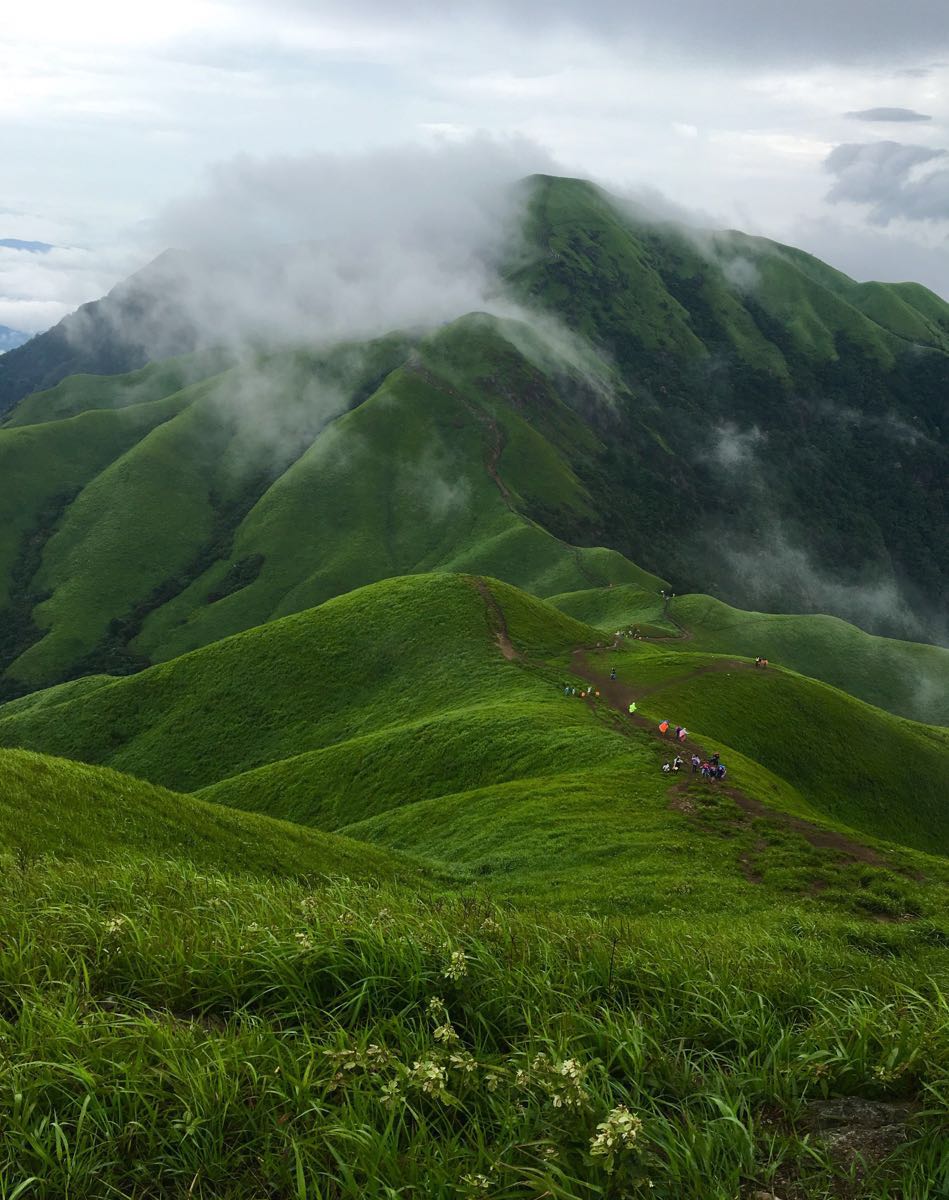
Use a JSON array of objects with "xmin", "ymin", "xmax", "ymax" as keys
[
  {"xmin": 510, "ymin": 176, "xmax": 949, "ymax": 640},
  {"xmin": 1, "ymin": 575, "xmax": 945, "ymax": 897},
  {"xmin": 0, "ymin": 172, "xmax": 945, "ymax": 681},
  {"xmin": 0, "ymin": 318, "xmax": 662, "ymax": 696},
  {"xmin": 0, "ymin": 250, "xmax": 204, "ymax": 416}
]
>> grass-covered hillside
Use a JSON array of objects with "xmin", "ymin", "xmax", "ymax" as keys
[
  {"xmin": 0, "ymin": 317, "xmax": 663, "ymax": 697},
  {"xmin": 0, "ymin": 747, "xmax": 412, "ymax": 880},
  {"xmin": 0, "ymin": 577, "xmax": 946, "ymax": 1198},
  {"xmin": 546, "ymin": 586, "xmax": 948, "ymax": 726},
  {"xmin": 2, "ymin": 174, "xmax": 946, "ymax": 661},
  {"xmin": 2, "ymin": 574, "xmax": 945, "ymax": 911},
  {"xmin": 0, "ymin": 588, "xmax": 947, "ymax": 1197},
  {"xmin": 511, "ymin": 176, "xmax": 949, "ymax": 640}
]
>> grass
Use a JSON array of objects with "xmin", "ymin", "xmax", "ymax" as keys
[
  {"xmin": 2, "ymin": 573, "xmax": 946, "ymax": 922},
  {"xmin": 0, "ymin": 748, "xmax": 413, "ymax": 881},
  {"xmin": 0, "ymin": 850, "xmax": 945, "ymax": 1199},
  {"xmin": 0, "ymin": 585, "xmax": 947, "ymax": 1196},
  {"xmin": 670, "ymin": 593, "xmax": 949, "ymax": 727}
]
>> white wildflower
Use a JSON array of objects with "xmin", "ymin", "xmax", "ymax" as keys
[
  {"xmin": 409, "ymin": 1056, "xmax": 448, "ymax": 1095},
  {"xmin": 449, "ymin": 1050, "xmax": 478, "ymax": 1074},
  {"xmin": 590, "ymin": 1104, "xmax": 643, "ymax": 1172},
  {"xmin": 460, "ymin": 1173, "xmax": 492, "ymax": 1197},
  {"xmin": 443, "ymin": 947, "xmax": 468, "ymax": 981}
]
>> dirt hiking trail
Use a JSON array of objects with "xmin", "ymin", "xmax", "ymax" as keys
[{"xmin": 570, "ymin": 646, "xmax": 886, "ymax": 868}]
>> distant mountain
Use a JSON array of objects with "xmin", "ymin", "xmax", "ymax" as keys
[
  {"xmin": 0, "ymin": 239, "xmax": 53, "ymax": 253},
  {"xmin": 0, "ymin": 249, "xmax": 203, "ymax": 415},
  {"xmin": 0, "ymin": 326, "xmax": 30, "ymax": 353},
  {"xmin": 0, "ymin": 174, "xmax": 945, "ymax": 684}
]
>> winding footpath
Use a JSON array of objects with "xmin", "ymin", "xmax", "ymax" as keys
[{"xmin": 568, "ymin": 644, "xmax": 886, "ymax": 867}]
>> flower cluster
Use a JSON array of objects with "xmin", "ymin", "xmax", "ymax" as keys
[
  {"xmin": 448, "ymin": 1050, "xmax": 478, "ymax": 1075},
  {"xmin": 443, "ymin": 947, "xmax": 468, "ymax": 981},
  {"xmin": 517, "ymin": 1053, "xmax": 590, "ymax": 1110},
  {"xmin": 409, "ymin": 1055, "xmax": 448, "ymax": 1096},
  {"xmin": 590, "ymin": 1104, "xmax": 643, "ymax": 1172},
  {"xmin": 324, "ymin": 1043, "xmax": 394, "ymax": 1092},
  {"xmin": 460, "ymin": 1172, "xmax": 494, "ymax": 1197},
  {"xmin": 102, "ymin": 915, "xmax": 127, "ymax": 936}
]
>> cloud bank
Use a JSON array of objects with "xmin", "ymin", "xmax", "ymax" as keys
[
  {"xmin": 825, "ymin": 141, "xmax": 949, "ymax": 224},
  {"xmin": 123, "ymin": 136, "xmax": 556, "ymax": 352}
]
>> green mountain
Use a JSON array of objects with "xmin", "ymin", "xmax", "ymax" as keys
[{"xmin": 1, "ymin": 174, "xmax": 946, "ymax": 675}]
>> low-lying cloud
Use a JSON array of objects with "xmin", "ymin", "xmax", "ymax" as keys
[
  {"xmin": 0, "ymin": 241, "xmax": 142, "ymax": 333},
  {"xmin": 122, "ymin": 136, "xmax": 555, "ymax": 354},
  {"xmin": 718, "ymin": 526, "xmax": 946, "ymax": 644}
]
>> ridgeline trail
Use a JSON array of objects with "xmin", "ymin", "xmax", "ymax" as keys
[{"xmin": 568, "ymin": 645, "xmax": 887, "ymax": 869}]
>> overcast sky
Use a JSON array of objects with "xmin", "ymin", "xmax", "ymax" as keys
[{"xmin": 2, "ymin": 0, "xmax": 948, "ymax": 333}]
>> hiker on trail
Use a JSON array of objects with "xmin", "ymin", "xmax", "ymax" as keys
[
  {"xmin": 659, "ymin": 720, "xmax": 670, "ymax": 737},
  {"xmin": 701, "ymin": 762, "xmax": 711, "ymax": 778},
  {"xmin": 674, "ymin": 725, "xmax": 682, "ymax": 741},
  {"xmin": 678, "ymin": 727, "xmax": 688, "ymax": 743},
  {"xmin": 673, "ymin": 755, "xmax": 684, "ymax": 772},
  {"xmin": 710, "ymin": 752, "xmax": 720, "ymax": 768},
  {"xmin": 609, "ymin": 667, "xmax": 617, "ymax": 681},
  {"xmin": 691, "ymin": 754, "xmax": 700, "ymax": 773},
  {"xmin": 628, "ymin": 702, "xmax": 637, "ymax": 715},
  {"xmin": 633, "ymin": 627, "xmax": 641, "ymax": 639},
  {"xmin": 717, "ymin": 764, "xmax": 727, "ymax": 780}
]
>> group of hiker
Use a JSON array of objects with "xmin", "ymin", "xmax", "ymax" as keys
[
  {"xmin": 658, "ymin": 720, "xmax": 727, "ymax": 780},
  {"xmin": 663, "ymin": 751, "xmax": 726, "ymax": 780},
  {"xmin": 562, "ymin": 669, "xmax": 730, "ymax": 783}
]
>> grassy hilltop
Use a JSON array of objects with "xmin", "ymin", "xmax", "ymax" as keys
[{"xmin": 2, "ymin": 573, "xmax": 946, "ymax": 908}]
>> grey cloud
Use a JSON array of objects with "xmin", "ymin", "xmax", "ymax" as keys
[
  {"xmin": 846, "ymin": 107, "xmax": 932, "ymax": 122},
  {"xmin": 266, "ymin": 0, "xmax": 949, "ymax": 64},
  {"xmin": 824, "ymin": 141, "xmax": 949, "ymax": 223}
]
